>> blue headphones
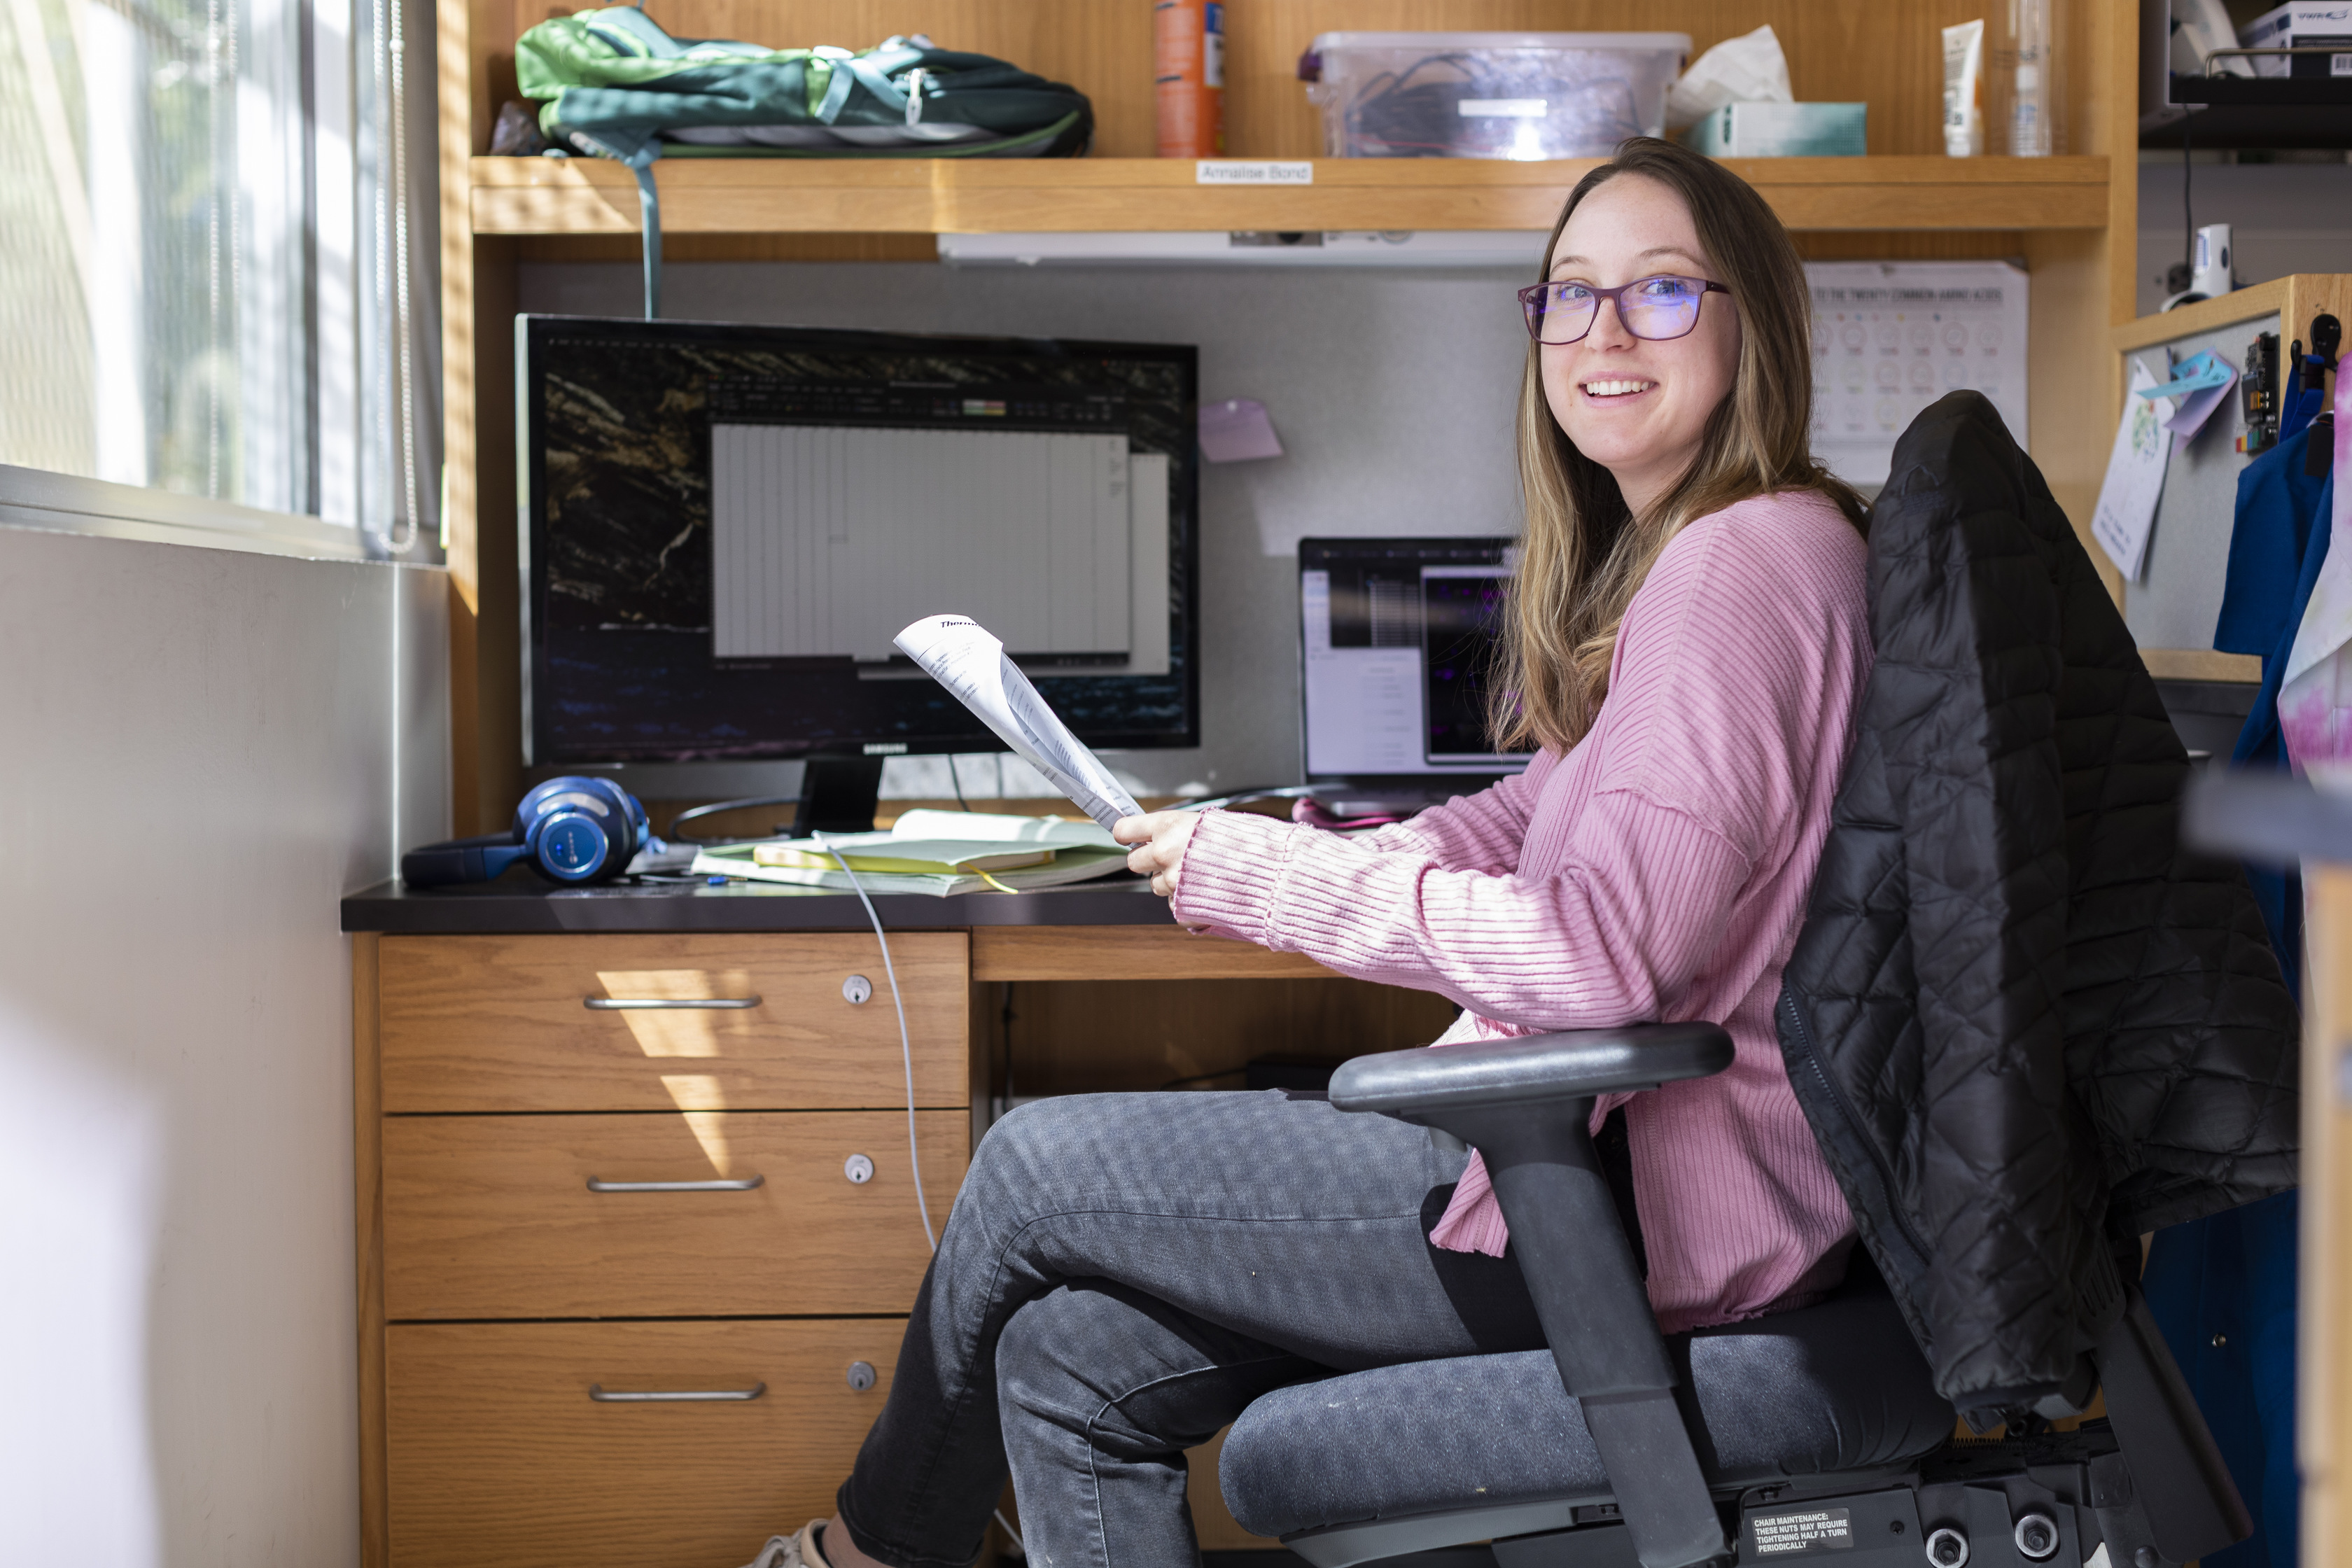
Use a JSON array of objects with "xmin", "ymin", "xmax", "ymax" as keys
[{"xmin": 401, "ymin": 776, "xmax": 658, "ymax": 888}]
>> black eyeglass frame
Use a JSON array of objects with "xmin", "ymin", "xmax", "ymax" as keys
[{"xmin": 1517, "ymin": 275, "xmax": 1732, "ymax": 346}]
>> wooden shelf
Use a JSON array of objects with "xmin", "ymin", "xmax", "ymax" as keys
[
  {"xmin": 472, "ymin": 154, "xmax": 2113, "ymax": 238},
  {"xmin": 2114, "ymin": 273, "xmax": 2352, "ymax": 354},
  {"xmin": 2143, "ymin": 648, "xmax": 2263, "ymax": 684},
  {"xmin": 443, "ymin": 0, "xmax": 2150, "ymax": 834}
]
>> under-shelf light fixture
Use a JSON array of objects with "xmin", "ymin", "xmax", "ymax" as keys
[{"xmin": 937, "ymin": 230, "xmax": 1548, "ymax": 268}]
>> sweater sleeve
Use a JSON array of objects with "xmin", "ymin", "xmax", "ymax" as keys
[
  {"xmin": 1171, "ymin": 791, "xmax": 1752, "ymax": 1030},
  {"xmin": 1350, "ymin": 752, "xmax": 1556, "ymax": 874},
  {"xmin": 1172, "ymin": 491, "xmax": 1865, "ymax": 1026}
]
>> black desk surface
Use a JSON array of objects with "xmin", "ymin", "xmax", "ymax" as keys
[{"xmin": 340, "ymin": 874, "xmax": 1181, "ymax": 935}]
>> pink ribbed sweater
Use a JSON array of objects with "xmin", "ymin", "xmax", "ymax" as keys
[{"xmin": 1170, "ymin": 489, "xmax": 1872, "ymax": 1334}]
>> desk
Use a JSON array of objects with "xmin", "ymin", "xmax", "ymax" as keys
[{"xmin": 342, "ymin": 878, "xmax": 1455, "ymax": 1568}]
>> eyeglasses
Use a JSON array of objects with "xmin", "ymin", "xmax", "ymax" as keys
[{"xmin": 1518, "ymin": 274, "xmax": 1730, "ymax": 346}]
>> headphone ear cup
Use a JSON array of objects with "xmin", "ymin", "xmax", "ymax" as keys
[
  {"xmin": 528, "ymin": 808, "xmax": 614, "ymax": 881},
  {"xmin": 598, "ymin": 779, "xmax": 647, "ymax": 866},
  {"xmin": 620, "ymin": 788, "xmax": 654, "ymax": 855},
  {"xmin": 511, "ymin": 776, "xmax": 639, "ymax": 883},
  {"xmin": 513, "ymin": 777, "xmax": 572, "ymax": 841}
]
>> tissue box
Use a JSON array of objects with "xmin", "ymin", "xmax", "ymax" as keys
[
  {"xmin": 2241, "ymin": 2, "xmax": 2352, "ymax": 76},
  {"xmin": 1681, "ymin": 101, "xmax": 1866, "ymax": 157},
  {"xmin": 1302, "ymin": 31, "xmax": 1690, "ymax": 159}
]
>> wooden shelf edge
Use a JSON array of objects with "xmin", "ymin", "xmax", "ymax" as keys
[
  {"xmin": 470, "ymin": 154, "xmax": 2110, "ymax": 239},
  {"xmin": 2112, "ymin": 276, "xmax": 2295, "ymax": 352},
  {"xmin": 2113, "ymin": 272, "xmax": 2352, "ymax": 356},
  {"xmin": 2143, "ymin": 648, "xmax": 2262, "ymax": 682},
  {"xmin": 472, "ymin": 153, "xmax": 2107, "ymax": 189}
]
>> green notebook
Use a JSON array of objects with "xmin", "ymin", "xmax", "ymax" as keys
[{"xmin": 690, "ymin": 810, "xmax": 1132, "ymax": 897}]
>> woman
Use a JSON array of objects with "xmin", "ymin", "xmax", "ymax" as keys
[{"xmin": 743, "ymin": 138, "xmax": 1872, "ymax": 1568}]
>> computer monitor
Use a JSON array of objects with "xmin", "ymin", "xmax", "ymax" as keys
[
  {"xmin": 1298, "ymin": 536, "xmax": 1534, "ymax": 808},
  {"xmin": 519, "ymin": 315, "xmax": 1200, "ymax": 822}
]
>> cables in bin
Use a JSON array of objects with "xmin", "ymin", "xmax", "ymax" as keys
[{"xmin": 811, "ymin": 832, "xmax": 1027, "ymax": 1555}]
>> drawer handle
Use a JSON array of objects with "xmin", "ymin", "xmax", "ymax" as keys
[
  {"xmin": 589, "ymin": 1382, "xmax": 766, "ymax": 1403},
  {"xmin": 584, "ymin": 995, "xmax": 762, "ymax": 1010},
  {"xmin": 586, "ymin": 1175, "xmax": 766, "ymax": 1193}
]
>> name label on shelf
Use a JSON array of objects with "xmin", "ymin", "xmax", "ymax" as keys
[{"xmin": 1196, "ymin": 160, "xmax": 1315, "ymax": 186}]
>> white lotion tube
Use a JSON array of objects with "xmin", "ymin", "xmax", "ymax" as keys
[{"xmin": 1943, "ymin": 19, "xmax": 1984, "ymax": 157}]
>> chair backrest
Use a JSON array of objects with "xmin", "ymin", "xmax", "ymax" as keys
[{"xmin": 1777, "ymin": 392, "xmax": 2293, "ymax": 1561}]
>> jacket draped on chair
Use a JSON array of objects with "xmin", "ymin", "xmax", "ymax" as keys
[{"xmin": 1777, "ymin": 392, "xmax": 2301, "ymax": 1421}]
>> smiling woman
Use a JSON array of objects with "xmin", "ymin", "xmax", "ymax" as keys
[
  {"xmin": 773, "ymin": 139, "xmax": 1884, "ymax": 1568},
  {"xmin": 1495, "ymin": 139, "xmax": 1868, "ymax": 753}
]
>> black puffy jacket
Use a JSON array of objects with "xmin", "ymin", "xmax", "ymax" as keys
[{"xmin": 1775, "ymin": 393, "xmax": 2300, "ymax": 1420}]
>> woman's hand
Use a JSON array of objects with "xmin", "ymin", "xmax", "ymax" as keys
[{"xmin": 1113, "ymin": 811, "xmax": 1201, "ymax": 899}]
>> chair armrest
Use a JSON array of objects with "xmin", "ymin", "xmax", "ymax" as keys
[
  {"xmin": 1326, "ymin": 1023, "xmax": 1733, "ymax": 1114},
  {"xmin": 1327, "ymin": 1021, "xmax": 1738, "ymax": 1568}
]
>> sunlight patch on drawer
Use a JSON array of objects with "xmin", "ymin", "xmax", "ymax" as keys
[
  {"xmin": 660, "ymin": 1073, "xmax": 729, "ymax": 1116},
  {"xmin": 596, "ymin": 969, "xmax": 760, "ymax": 1057},
  {"xmin": 681, "ymin": 1107, "xmax": 735, "ymax": 1175}
]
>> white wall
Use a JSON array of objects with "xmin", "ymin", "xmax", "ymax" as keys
[
  {"xmin": 0, "ymin": 525, "xmax": 447, "ymax": 1566},
  {"xmin": 2136, "ymin": 158, "xmax": 2352, "ymax": 317},
  {"xmin": 519, "ymin": 259, "xmax": 1531, "ymax": 797}
]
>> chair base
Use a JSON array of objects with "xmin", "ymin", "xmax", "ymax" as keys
[{"xmin": 1282, "ymin": 1426, "xmax": 2180, "ymax": 1568}]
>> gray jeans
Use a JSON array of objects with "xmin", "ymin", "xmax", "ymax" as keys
[{"xmin": 834, "ymin": 1090, "xmax": 1546, "ymax": 1568}]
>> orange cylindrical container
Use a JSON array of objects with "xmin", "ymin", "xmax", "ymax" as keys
[{"xmin": 1154, "ymin": 0, "xmax": 1225, "ymax": 157}]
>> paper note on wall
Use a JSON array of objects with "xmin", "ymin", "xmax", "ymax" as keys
[
  {"xmin": 1198, "ymin": 398, "xmax": 1284, "ymax": 463},
  {"xmin": 2091, "ymin": 358, "xmax": 2172, "ymax": 582},
  {"xmin": 2136, "ymin": 348, "xmax": 2239, "ymax": 452}
]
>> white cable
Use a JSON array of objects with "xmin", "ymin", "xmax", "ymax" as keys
[
  {"xmin": 812, "ymin": 832, "xmax": 1023, "ymax": 1555},
  {"xmin": 811, "ymin": 832, "xmax": 937, "ymax": 1252}
]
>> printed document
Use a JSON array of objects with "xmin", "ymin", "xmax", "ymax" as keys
[{"xmin": 895, "ymin": 615, "xmax": 1145, "ymax": 831}]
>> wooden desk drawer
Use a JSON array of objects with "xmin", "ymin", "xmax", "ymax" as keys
[
  {"xmin": 379, "ymin": 933, "xmax": 969, "ymax": 1112},
  {"xmin": 384, "ymin": 1112, "xmax": 964, "ymax": 1319},
  {"xmin": 386, "ymin": 1318, "xmax": 897, "ymax": 1568}
]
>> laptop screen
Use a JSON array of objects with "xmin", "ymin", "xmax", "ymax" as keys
[{"xmin": 1298, "ymin": 537, "xmax": 1535, "ymax": 790}]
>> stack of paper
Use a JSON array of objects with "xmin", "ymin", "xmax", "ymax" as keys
[
  {"xmin": 692, "ymin": 810, "xmax": 1133, "ymax": 897},
  {"xmin": 892, "ymin": 615, "xmax": 1144, "ymax": 832}
]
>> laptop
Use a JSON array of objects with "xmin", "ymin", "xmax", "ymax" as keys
[{"xmin": 1298, "ymin": 537, "xmax": 1534, "ymax": 816}]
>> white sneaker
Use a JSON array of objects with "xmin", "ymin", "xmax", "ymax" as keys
[{"xmin": 738, "ymin": 1520, "xmax": 833, "ymax": 1568}]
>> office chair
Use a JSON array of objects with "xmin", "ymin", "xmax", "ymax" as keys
[
  {"xmin": 1214, "ymin": 398, "xmax": 2262, "ymax": 1568},
  {"xmin": 1217, "ymin": 1026, "xmax": 2236, "ymax": 1568}
]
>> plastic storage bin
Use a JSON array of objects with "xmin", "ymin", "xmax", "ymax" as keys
[{"xmin": 1301, "ymin": 32, "xmax": 1690, "ymax": 160}]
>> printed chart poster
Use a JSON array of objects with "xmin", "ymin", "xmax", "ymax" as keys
[{"xmin": 1807, "ymin": 260, "xmax": 2029, "ymax": 489}]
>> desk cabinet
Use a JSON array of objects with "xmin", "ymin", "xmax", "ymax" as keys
[
  {"xmin": 346, "ymin": 894, "xmax": 1454, "ymax": 1567},
  {"xmin": 357, "ymin": 930, "xmax": 974, "ymax": 1568},
  {"xmin": 382, "ymin": 1110, "xmax": 966, "ymax": 1319},
  {"xmin": 386, "ymin": 1319, "xmax": 904, "ymax": 1568},
  {"xmin": 377, "ymin": 932, "xmax": 971, "ymax": 1112}
]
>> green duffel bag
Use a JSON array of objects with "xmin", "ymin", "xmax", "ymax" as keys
[{"xmin": 516, "ymin": 6, "xmax": 1094, "ymax": 314}]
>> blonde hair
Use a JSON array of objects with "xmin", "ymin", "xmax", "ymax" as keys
[{"xmin": 1492, "ymin": 139, "xmax": 1866, "ymax": 754}]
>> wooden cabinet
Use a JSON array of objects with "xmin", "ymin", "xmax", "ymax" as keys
[
  {"xmin": 357, "ymin": 931, "xmax": 973, "ymax": 1567},
  {"xmin": 382, "ymin": 1110, "xmax": 967, "ymax": 1318},
  {"xmin": 385, "ymin": 1318, "xmax": 903, "ymax": 1568},
  {"xmin": 379, "ymin": 932, "xmax": 970, "ymax": 1111},
  {"xmin": 349, "ymin": 913, "xmax": 1478, "ymax": 1562}
]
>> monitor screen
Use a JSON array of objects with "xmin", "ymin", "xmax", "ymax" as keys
[
  {"xmin": 1298, "ymin": 537, "xmax": 1535, "ymax": 788},
  {"xmin": 520, "ymin": 316, "xmax": 1199, "ymax": 769}
]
